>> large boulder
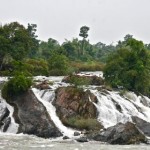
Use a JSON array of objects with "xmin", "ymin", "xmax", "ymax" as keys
[
  {"xmin": 132, "ymin": 116, "xmax": 150, "ymax": 137},
  {"xmin": 11, "ymin": 90, "xmax": 62, "ymax": 138},
  {"xmin": 53, "ymin": 86, "xmax": 103, "ymax": 131},
  {"xmin": 92, "ymin": 122, "xmax": 147, "ymax": 144}
]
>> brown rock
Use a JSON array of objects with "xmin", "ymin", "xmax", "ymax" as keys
[
  {"xmin": 92, "ymin": 122, "xmax": 147, "ymax": 144},
  {"xmin": 53, "ymin": 86, "xmax": 103, "ymax": 131},
  {"xmin": 34, "ymin": 80, "xmax": 51, "ymax": 90}
]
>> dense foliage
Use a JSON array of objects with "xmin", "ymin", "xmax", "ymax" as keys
[
  {"xmin": 1, "ymin": 21, "xmax": 150, "ymax": 96},
  {"xmin": 2, "ymin": 73, "xmax": 32, "ymax": 100},
  {"xmin": 104, "ymin": 37, "xmax": 150, "ymax": 96}
]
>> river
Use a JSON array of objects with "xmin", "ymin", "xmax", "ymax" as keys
[
  {"xmin": 0, "ymin": 72, "xmax": 150, "ymax": 149},
  {"xmin": 0, "ymin": 134, "xmax": 149, "ymax": 150}
]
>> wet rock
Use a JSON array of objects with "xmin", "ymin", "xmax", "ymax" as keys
[
  {"xmin": 132, "ymin": 116, "xmax": 150, "ymax": 137},
  {"xmin": 11, "ymin": 90, "xmax": 62, "ymax": 138},
  {"xmin": 92, "ymin": 122, "xmax": 147, "ymax": 144},
  {"xmin": 53, "ymin": 87, "xmax": 97, "ymax": 119},
  {"xmin": 3, "ymin": 117, "xmax": 11, "ymax": 132},
  {"xmin": 0, "ymin": 105, "xmax": 10, "ymax": 122},
  {"xmin": 63, "ymin": 136, "xmax": 70, "ymax": 140},
  {"xmin": 76, "ymin": 137, "xmax": 88, "ymax": 142},
  {"xmin": 34, "ymin": 80, "xmax": 51, "ymax": 90},
  {"xmin": 53, "ymin": 86, "xmax": 103, "ymax": 131},
  {"xmin": 74, "ymin": 131, "xmax": 80, "ymax": 136}
]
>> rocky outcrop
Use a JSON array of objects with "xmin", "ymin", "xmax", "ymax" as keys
[
  {"xmin": 92, "ymin": 122, "xmax": 147, "ymax": 144},
  {"xmin": 53, "ymin": 86, "xmax": 103, "ymax": 131},
  {"xmin": 132, "ymin": 116, "xmax": 150, "ymax": 137},
  {"xmin": 34, "ymin": 80, "xmax": 51, "ymax": 90},
  {"xmin": 11, "ymin": 90, "xmax": 62, "ymax": 138},
  {"xmin": 63, "ymin": 75, "xmax": 104, "ymax": 85}
]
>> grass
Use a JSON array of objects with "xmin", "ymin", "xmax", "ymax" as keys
[{"xmin": 62, "ymin": 116, "xmax": 102, "ymax": 131}]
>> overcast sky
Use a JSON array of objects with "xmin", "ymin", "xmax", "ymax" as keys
[{"xmin": 0, "ymin": 0, "xmax": 150, "ymax": 44}]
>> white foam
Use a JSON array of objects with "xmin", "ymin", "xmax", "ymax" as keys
[{"xmin": 32, "ymin": 88, "xmax": 77, "ymax": 138}]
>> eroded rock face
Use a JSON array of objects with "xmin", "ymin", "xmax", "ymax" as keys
[
  {"xmin": 132, "ymin": 116, "xmax": 150, "ymax": 137},
  {"xmin": 12, "ymin": 90, "xmax": 62, "ymax": 138},
  {"xmin": 92, "ymin": 122, "xmax": 147, "ymax": 144},
  {"xmin": 53, "ymin": 86, "xmax": 97, "ymax": 119},
  {"xmin": 53, "ymin": 86, "xmax": 103, "ymax": 131}
]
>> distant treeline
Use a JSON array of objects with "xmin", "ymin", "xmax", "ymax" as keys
[{"xmin": 1, "ymin": 22, "xmax": 150, "ymax": 96}]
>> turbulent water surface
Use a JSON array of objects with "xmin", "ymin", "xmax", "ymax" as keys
[
  {"xmin": 1, "ymin": 72, "xmax": 150, "ymax": 149},
  {"xmin": 0, "ymin": 134, "xmax": 149, "ymax": 150}
]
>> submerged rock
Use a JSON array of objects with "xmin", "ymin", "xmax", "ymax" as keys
[
  {"xmin": 76, "ymin": 137, "xmax": 88, "ymax": 142},
  {"xmin": 74, "ymin": 131, "xmax": 80, "ymax": 136},
  {"xmin": 63, "ymin": 136, "xmax": 70, "ymax": 140},
  {"xmin": 92, "ymin": 122, "xmax": 147, "ymax": 144},
  {"xmin": 11, "ymin": 90, "xmax": 62, "ymax": 138}
]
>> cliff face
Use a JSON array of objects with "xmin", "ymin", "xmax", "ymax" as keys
[
  {"xmin": 12, "ymin": 90, "xmax": 62, "ymax": 138},
  {"xmin": 53, "ymin": 86, "xmax": 103, "ymax": 131}
]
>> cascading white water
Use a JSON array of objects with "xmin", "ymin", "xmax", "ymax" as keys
[
  {"xmin": 0, "ymin": 71, "xmax": 150, "ymax": 142},
  {"xmin": 0, "ymin": 92, "xmax": 19, "ymax": 133},
  {"xmin": 33, "ymin": 72, "xmax": 150, "ymax": 130},
  {"xmin": 90, "ymin": 89, "xmax": 150, "ymax": 128},
  {"xmin": 32, "ymin": 88, "xmax": 77, "ymax": 137}
]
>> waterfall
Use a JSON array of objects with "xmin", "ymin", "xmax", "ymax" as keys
[
  {"xmin": 0, "ymin": 92, "xmax": 19, "ymax": 133},
  {"xmin": 90, "ymin": 89, "xmax": 150, "ymax": 128},
  {"xmin": 32, "ymin": 88, "xmax": 77, "ymax": 138}
]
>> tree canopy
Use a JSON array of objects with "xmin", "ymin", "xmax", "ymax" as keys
[{"xmin": 104, "ymin": 37, "xmax": 150, "ymax": 96}]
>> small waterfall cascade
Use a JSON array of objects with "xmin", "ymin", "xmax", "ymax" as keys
[
  {"xmin": 32, "ymin": 88, "xmax": 77, "ymax": 137},
  {"xmin": 90, "ymin": 89, "xmax": 150, "ymax": 128},
  {"xmin": 0, "ymin": 92, "xmax": 19, "ymax": 133}
]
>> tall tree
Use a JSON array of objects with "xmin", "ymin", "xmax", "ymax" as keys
[
  {"xmin": 79, "ymin": 26, "xmax": 90, "ymax": 55},
  {"xmin": 27, "ymin": 23, "xmax": 39, "ymax": 58},
  {"xmin": 104, "ymin": 38, "xmax": 150, "ymax": 96}
]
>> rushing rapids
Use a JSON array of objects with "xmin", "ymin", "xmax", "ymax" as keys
[
  {"xmin": 0, "ymin": 71, "xmax": 150, "ymax": 143},
  {"xmin": 32, "ymin": 72, "xmax": 150, "ymax": 131}
]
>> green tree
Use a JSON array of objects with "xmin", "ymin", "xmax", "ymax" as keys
[
  {"xmin": 48, "ymin": 54, "xmax": 70, "ymax": 75},
  {"xmin": 0, "ymin": 22, "xmax": 36, "ymax": 70},
  {"xmin": 104, "ymin": 38, "xmax": 150, "ymax": 96},
  {"xmin": 79, "ymin": 26, "xmax": 90, "ymax": 55},
  {"xmin": 27, "ymin": 23, "xmax": 39, "ymax": 58},
  {"xmin": 38, "ymin": 38, "xmax": 60, "ymax": 59}
]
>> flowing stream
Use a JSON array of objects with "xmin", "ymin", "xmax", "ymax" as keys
[{"xmin": 0, "ymin": 72, "xmax": 150, "ymax": 149}]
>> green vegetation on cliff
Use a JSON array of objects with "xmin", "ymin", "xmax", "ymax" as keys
[{"xmin": 2, "ymin": 73, "xmax": 32, "ymax": 100}]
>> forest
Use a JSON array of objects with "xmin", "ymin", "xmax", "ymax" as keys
[{"xmin": 1, "ymin": 22, "xmax": 150, "ymax": 96}]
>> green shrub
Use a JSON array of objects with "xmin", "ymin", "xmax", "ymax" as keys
[
  {"xmin": 71, "ymin": 61, "xmax": 104, "ymax": 71},
  {"xmin": 67, "ymin": 75, "xmax": 90, "ymax": 86},
  {"xmin": 24, "ymin": 59, "xmax": 49, "ymax": 76},
  {"xmin": 2, "ymin": 73, "xmax": 32, "ymax": 100}
]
